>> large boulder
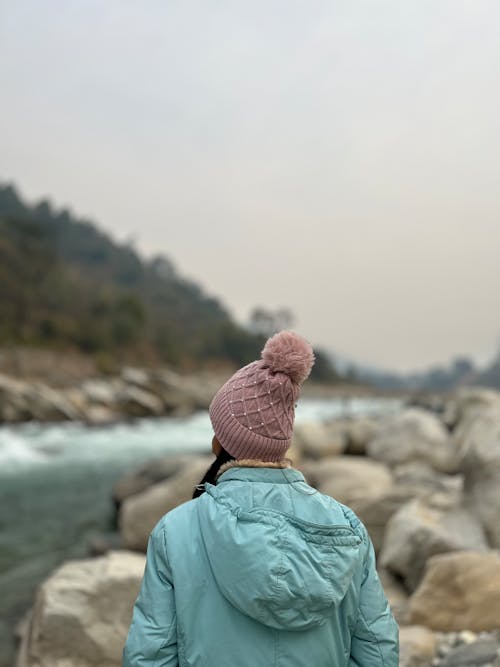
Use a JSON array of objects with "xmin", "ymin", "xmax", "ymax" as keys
[
  {"xmin": 293, "ymin": 421, "xmax": 347, "ymax": 459},
  {"xmin": 350, "ymin": 486, "xmax": 418, "ymax": 553},
  {"xmin": 119, "ymin": 456, "xmax": 211, "ymax": 551},
  {"xmin": 343, "ymin": 416, "xmax": 380, "ymax": 456},
  {"xmin": 454, "ymin": 404, "xmax": 500, "ymax": 548},
  {"xmin": 16, "ymin": 551, "xmax": 145, "ymax": 667},
  {"xmin": 380, "ymin": 499, "xmax": 488, "ymax": 591},
  {"xmin": 351, "ymin": 462, "xmax": 463, "ymax": 553},
  {"xmin": 450, "ymin": 387, "xmax": 500, "ymax": 429},
  {"xmin": 367, "ymin": 408, "xmax": 458, "ymax": 473},
  {"xmin": 399, "ymin": 625, "xmax": 437, "ymax": 667},
  {"xmin": 408, "ymin": 551, "xmax": 500, "ymax": 632},
  {"xmin": 303, "ymin": 455, "xmax": 393, "ymax": 506},
  {"xmin": 392, "ymin": 461, "xmax": 463, "ymax": 500},
  {"xmin": 113, "ymin": 455, "xmax": 194, "ymax": 507}
]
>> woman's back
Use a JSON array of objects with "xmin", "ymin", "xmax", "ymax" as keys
[{"xmin": 123, "ymin": 464, "xmax": 398, "ymax": 666}]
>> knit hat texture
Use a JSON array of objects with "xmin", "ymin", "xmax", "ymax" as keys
[{"xmin": 209, "ymin": 331, "xmax": 315, "ymax": 461}]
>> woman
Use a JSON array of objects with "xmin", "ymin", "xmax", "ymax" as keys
[{"xmin": 123, "ymin": 331, "xmax": 399, "ymax": 666}]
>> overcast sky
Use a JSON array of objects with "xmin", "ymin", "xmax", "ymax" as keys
[{"xmin": 1, "ymin": 1, "xmax": 500, "ymax": 371}]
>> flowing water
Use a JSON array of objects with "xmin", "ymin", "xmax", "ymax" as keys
[{"xmin": 0, "ymin": 396, "xmax": 401, "ymax": 665}]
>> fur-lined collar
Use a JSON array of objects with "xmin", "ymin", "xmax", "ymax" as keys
[{"xmin": 216, "ymin": 458, "xmax": 292, "ymax": 480}]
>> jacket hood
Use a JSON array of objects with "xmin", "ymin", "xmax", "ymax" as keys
[{"xmin": 197, "ymin": 467, "xmax": 362, "ymax": 631}]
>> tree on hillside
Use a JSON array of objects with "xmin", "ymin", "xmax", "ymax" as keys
[{"xmin": 248, "ymin": 307, "xmax": 294, "ymax": 337}]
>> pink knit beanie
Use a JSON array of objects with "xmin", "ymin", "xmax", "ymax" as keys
[{"xmin": 209, "ymin": 331, "xmax": 315, "ymax": 461}]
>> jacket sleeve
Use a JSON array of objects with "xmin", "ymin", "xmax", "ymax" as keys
[
  {"xmin": 348, "ymin": 527, "xmax": 399, "ymax": 667},
  {"xmin": 123, "ymin": 520, "xmax": 178, "ymax": 667}
]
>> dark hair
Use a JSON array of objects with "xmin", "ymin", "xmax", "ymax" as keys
[{"xmin": 192, "ymin": 447, "xmax": 235, "ymax": 498}]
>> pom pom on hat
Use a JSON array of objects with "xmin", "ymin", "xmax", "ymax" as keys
[{"xmin": 261, "ymin": 330, "xmax": 315, "ymax": 385}]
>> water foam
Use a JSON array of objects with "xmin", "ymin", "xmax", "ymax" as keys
[{"xmin": 0, "ymin": 430, "xmax": 48, "ymax": 468}]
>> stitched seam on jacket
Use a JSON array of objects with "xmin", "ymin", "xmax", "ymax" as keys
[
  {"xmin": 358, "ymin": 606, "xmax": 388, "ymax": 667},
  {"xmin": 157, "ymin": 524, "xmax": 178, "ymax": 654}
]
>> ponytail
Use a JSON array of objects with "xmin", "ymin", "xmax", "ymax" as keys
[{"xmin": 192, "ymin": 447, "xmax": 234, "ymax": 498}]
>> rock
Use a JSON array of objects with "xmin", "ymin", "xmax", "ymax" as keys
[
  {"xmin": 0, "ymin": 375, "xmax": 83, "ymax": 422},
  {"xmin": 454, "ymin": 405, "xmax": 500, "ymax": 548},
  {"xmin": 452, "ymin": 387, "xmax": 500, "ymax": 428},
  {"xmin": 293, "ymin": 421, "xmax": 347, "ymax": 459},
  {"xmin": 83, "ymin": 404, "xmax": 120, "ymax": 425},
  {"xmin": 117, "ymin": 384, "xmax": 164, "ymax": 417},
  {"xmin": 393, "ymin": 461, "xmax": 463, "ymax": 500},
  {"xmin": 437, "ymin": 638, "xmax": 500, "ymax": 667},
  {"xmin": 113, "ymin": 455, "xmax": 194, "ymax": 506},
  {"xmin": 378, "ymin": 568, "xmax": 409, "ymax": 625},
  {"xmin": 343, "ymin": 416, "xmax": 380, "ymax": 456},
  {"xmin": 148, "ymin": 368, "xmax": 223, "ymax": 413},
  {"xmin": 81, "ymin": 379, "xmax": 119, "ymax": 406},
  {"xmin": 87, "ymin": 532, "xmax": 124, "ymax": 556},
  {"xmin": 350, "ymin": 462, "xmax": 463, "ymax": 554},
  {"xmin": 121, "ymin": 366, "xmax": 151, "ymax": 389},
  {"xmin": 399, "ymin": 625, "xmax": 437, "ymax": 667},
  {"xmin": 380, "ymin": 499, "xmax": 488, "ymax": 591},
  {"xmin": 24, "ymin": 384, "xmax": 82, "ymax": 421},
  {"xmin": 16, "ymin": 551, "xmax": 145, "ymax": 667},
  {"xmin": 303, "ymin": 455, "xmax": 393, "ymax": 506},
  {"xmin": 119, "ymin": 456, "xmax": 211, "ymax": 551},
  {"xmin": 0, "ymin": 374, "xmax": 32, "ymax": 422},
  {"xmin": 0, "ymin": 366, "xmax": 219, "ymax": 423},
  {"xmin": 367, "ymin": 408, "xmax": 458, "ymax": 473},
  {"xmin": 408, "ymin": 551, "xmax": 500, "ymax": 631},
  {"xmin": 350, "ymin": 485, "xmax": 418, "ymax": 553}
]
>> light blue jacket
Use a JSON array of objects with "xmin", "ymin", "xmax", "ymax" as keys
[{"xmin": 123, "ymin": 466, "xmax": 399, "ymax": 666}]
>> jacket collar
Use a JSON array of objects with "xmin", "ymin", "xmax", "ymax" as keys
[{"xmin": 216, "ymin": 464, "xmax": 306, "ymax": 486}]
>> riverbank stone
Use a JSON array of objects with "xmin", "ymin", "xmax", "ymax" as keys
[
  {"xmin": 408, "ymin": 551, "xmax": 500, "ymax": 632},
  {"xmin": 368, "ymin": 408, "xmax": 458, "ymax": 472},
  {"xmin": 16, "ymin": 551, "xmax": 145, "ymax": 667},
  {"xmin": 119, "ymin": 456, "xmax": 211, "ymax": 551}
]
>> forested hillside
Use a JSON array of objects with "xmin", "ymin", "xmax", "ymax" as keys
[{"xmin": 0, "ymin": 184, "xmax": 338, "ymax": 380}]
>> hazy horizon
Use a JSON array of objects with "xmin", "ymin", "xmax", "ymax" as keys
[{"xmin": 2, "ymin": 1, "xmax": 500, "ymax": 372}]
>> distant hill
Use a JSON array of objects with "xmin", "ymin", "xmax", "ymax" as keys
[
  {"xmin": 333, "ymin": 350, "xmax": 500, "ymax": 392},
  {"xmin": 0, "ymin": 183, "xmax": 339, "ymax": 381}
]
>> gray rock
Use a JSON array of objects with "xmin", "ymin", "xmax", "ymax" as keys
[
  {"xmin": 293, "ymin": 421, "xmax": 347, "ymax": 459},
  {"xmin": 368, "ymin": 408, "xmax": 458, "ymax": 473},
  {"xmin": 81, "ymin": 378, "xmax": 119, "ymax": 406},
  {"xmin": 113, "ymin": 455, "xmax": 194, "ymax": 506},
  {"xmin": 393, "ymin": 461, "xmax": 463, "ymax": 499},
  {"xmin": 303, "ymin": 455, "xmax": 393, "ymax": 506},
  {"xmin": 120, "ymin": 366, "xmax": 151, "ymax": 389},
  {"xmin": 350, "ymin": 485, "xmax": 418, "ymax": 553},
  {"xmin": 454, "ymin": 404, "xmax": 500, "ymax": 548},
  {"xmin": 24, "ymin": 384, "xmax": 82, "ymax": 421},
  {"xmin": 119, "ymin": 456, "xmax": 212, "ymax": 551},
  {"xmin": 380, "ymin": 499, "xmax": 488, "ymax": 591},
  {"xmin": 438, "ymin": 638, "xmax": 500, "ymax": 666},
  {"xmin": 350, "ymin": 462, "xmax": 463, "ymax": 554},
  {"xmin": 117, "ymin": 384, "xmax": 164, "ymax": 417},
  {"xmin": 16, "ymin": 551, "xmax": 145, "ymax": 667},
  {"xmin": 452, "ymin": 387, "xmax": 500, "ymax": 429}
]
